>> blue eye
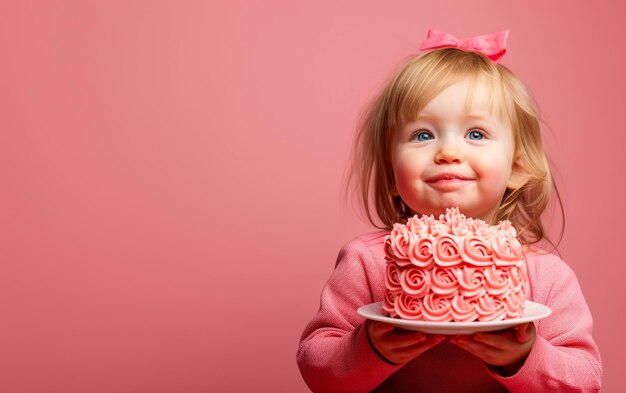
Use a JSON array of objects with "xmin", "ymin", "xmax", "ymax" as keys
[
  {"xmin": 412, "ymin": 131, "xmax": 433, "ymax": 142},
  {"xmin": 466, "ymin": 130, "xmax": 485, "ymax": 140}
]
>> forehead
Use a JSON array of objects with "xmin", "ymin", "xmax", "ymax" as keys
[
  {"xmin": 393, "ymin": 71, "xmax": 512, "ymax": 129},
  {"xmin": 418, "ymin": 77, "xmax": 502, "ymax": 120}
]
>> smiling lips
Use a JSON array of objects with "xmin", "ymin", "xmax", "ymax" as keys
[
  {"xmin": 426, "ymin": 173, "xmax": 472, "ymax": 183},
  {"xmin": 425, "ymin": 173, "xmax": 473, "ymax": 190}
]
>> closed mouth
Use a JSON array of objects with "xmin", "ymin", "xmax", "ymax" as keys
[{"xmin": 426, "ymin": 173, "xmax": 472, "ymax": 183}]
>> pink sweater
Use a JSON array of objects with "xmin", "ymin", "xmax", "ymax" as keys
[{"xmin": 297, "ymin": 232, "xmax": 602, "ymax": 392}]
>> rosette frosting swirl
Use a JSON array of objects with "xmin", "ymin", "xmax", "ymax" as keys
[
  {"xmin": 433, "ymin": 235, "xmax": 463, "ymax": 267},
  {"xmin": 450, "ymin": 294, "xmax": 479, "ymax": 322},
  {"xmin": 385, "ymin": 263, "xmax": 402, "ymax": 292},
  {"xmin": 429, "ymin": 267, "xmax": 459, "ymax": 298},
  {"xmin": 382, "ymin": 207, "xmax": 527, "ymax": 322},
  {"xmin": 384, "ymin": 224, "xmax": 413, "ymax": 266},
  {"xmin": 421, "ymin": 293, "xmax": 452, "ymax": 322},
  {"xmin": 456, "ymin": 266, "xmax": 487, "ymax": 299},
  {"xmin": 491, "ymin": 235, "xmax": 523, "ymax": 266},
  {"xmin": 408, "ymin": 235, "xmax": 435, "ymax": 268},
  {"xmin": 476, "ymin": 295, "xmax": 507, "ymax": 321},
  {"xmin": 395, "ymin": 293, "xmax": 424, "ymax": 320},
  {"xmin": 461, "ymin": 236, "xmax": 493, "ymax": 266},
  {"xmin": 400, "ymin": 267, "xmax": 430, "ymax": 297},
  {"xmin": 483, "ymin": 265, "xmax": 512, "ymax": 296},
  {"xmin": 383, "ymin": 290, "xmax": 399, "ymax": 318}
]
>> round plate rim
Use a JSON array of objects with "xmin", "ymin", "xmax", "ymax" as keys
[{"xmin": 357, "ymin": 300, "xmax": 552, "ymax": 334}]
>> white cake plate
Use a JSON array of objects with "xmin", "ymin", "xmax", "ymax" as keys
[{"xmin": 357, "ymin": 300, "xmax": 552, "ymax": 335}]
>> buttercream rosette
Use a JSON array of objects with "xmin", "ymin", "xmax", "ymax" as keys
[{"xmin": 382, "ymin": 207, "xmax": 528, "ymax": 322}]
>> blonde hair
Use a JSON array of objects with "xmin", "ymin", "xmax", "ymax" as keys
[{"xmin": 348, "ymin": 48, "xmax": 563, "ymax": 246}]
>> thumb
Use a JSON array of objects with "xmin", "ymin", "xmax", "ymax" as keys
[{"xmin": 369, "ymin": 321, "xmax": 394, "ymax": 334}]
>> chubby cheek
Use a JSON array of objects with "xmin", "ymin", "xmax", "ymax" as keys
[
  {"xmin": 392, "ymin": 156, "xmax": 427, "ymax": 207},
  {"xmin": 475, "ymin": 154, "xmax": 512, "ymax": 192},
  {"xmin": 392, "ymin": 156, "xmax": 417, "ymax": 190}
]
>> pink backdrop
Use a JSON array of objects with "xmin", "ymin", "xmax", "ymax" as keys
[{"xmin": 2, "ymin": 1, "xmax": 625, "ymax": 392}]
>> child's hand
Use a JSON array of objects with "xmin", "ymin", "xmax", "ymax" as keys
[
  {"xmin": 367, "ymin": 320, "xmax": 445, "ymax": 365},
  {"xmin": 450, "ymin": 322, "xmax": 536, "ymax": 375}
]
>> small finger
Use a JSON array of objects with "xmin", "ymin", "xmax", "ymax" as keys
[
  {"xmin": 451, "ymin": 335, "xmax": 499, "ymax": 357},
  {"xmin": 391, "ymin": 335, "xmax": 445, "ymax": 362},
  {"xmin": 450, "ymin": 335, "xmax": 477, "ymax": 347},
  {"xmin": 410, "ymin": 335, "xmax": 445, "ymax": 351},
  {"xmin": 385, "ymin": 330, "xmax": 427, "ymax": 347},
  {"xmin": 514, "ymin": 323, "xmax": 534, "ymax": 343},
  {"xmin": 449, "ymin": 335, "xmax": 468, "ymax": 347},
  {"xmin": 472, "ymin": 332, "xmax": 515, "ymax": 350}
]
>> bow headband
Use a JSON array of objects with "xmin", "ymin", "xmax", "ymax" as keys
[{"xmin": 419, "ymin": 29, "xmax": 509, "ymax": 63}]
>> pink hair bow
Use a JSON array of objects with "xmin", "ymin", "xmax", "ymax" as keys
[{"xmin": 419, "ymin": 29, "xmax": 509, "ymax": 63}]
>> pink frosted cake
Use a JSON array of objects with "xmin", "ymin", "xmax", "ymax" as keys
[{"xmin": 383, "ymin": 208, "xmax": 528, "ymax": 322}]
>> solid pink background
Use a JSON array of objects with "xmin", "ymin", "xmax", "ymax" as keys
[{"xmin": 2, "ymin": 1, "xmax": 624, "ymax": 392}]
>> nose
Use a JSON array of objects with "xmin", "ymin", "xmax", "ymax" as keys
[{"xmin": 434, "ymin": 147, "xmax": 463, "ymax": 164}]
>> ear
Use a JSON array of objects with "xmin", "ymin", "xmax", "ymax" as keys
[{"xmin": 507, "ymin": 159, "xmax": 528, "ymax": 190}]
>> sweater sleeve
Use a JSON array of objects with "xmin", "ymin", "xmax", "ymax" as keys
[
  {"xmin": 296, "ymin": 237, "xmax": 401, "ymax": 393},
  {"xmin": 488, "ymin": 253, "xmax": 602, "ymax": 392}
]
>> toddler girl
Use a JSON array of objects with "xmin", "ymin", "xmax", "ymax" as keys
[{"xmin": 296, "ymin": 30, "xmax": 602, "ymax": 392}]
